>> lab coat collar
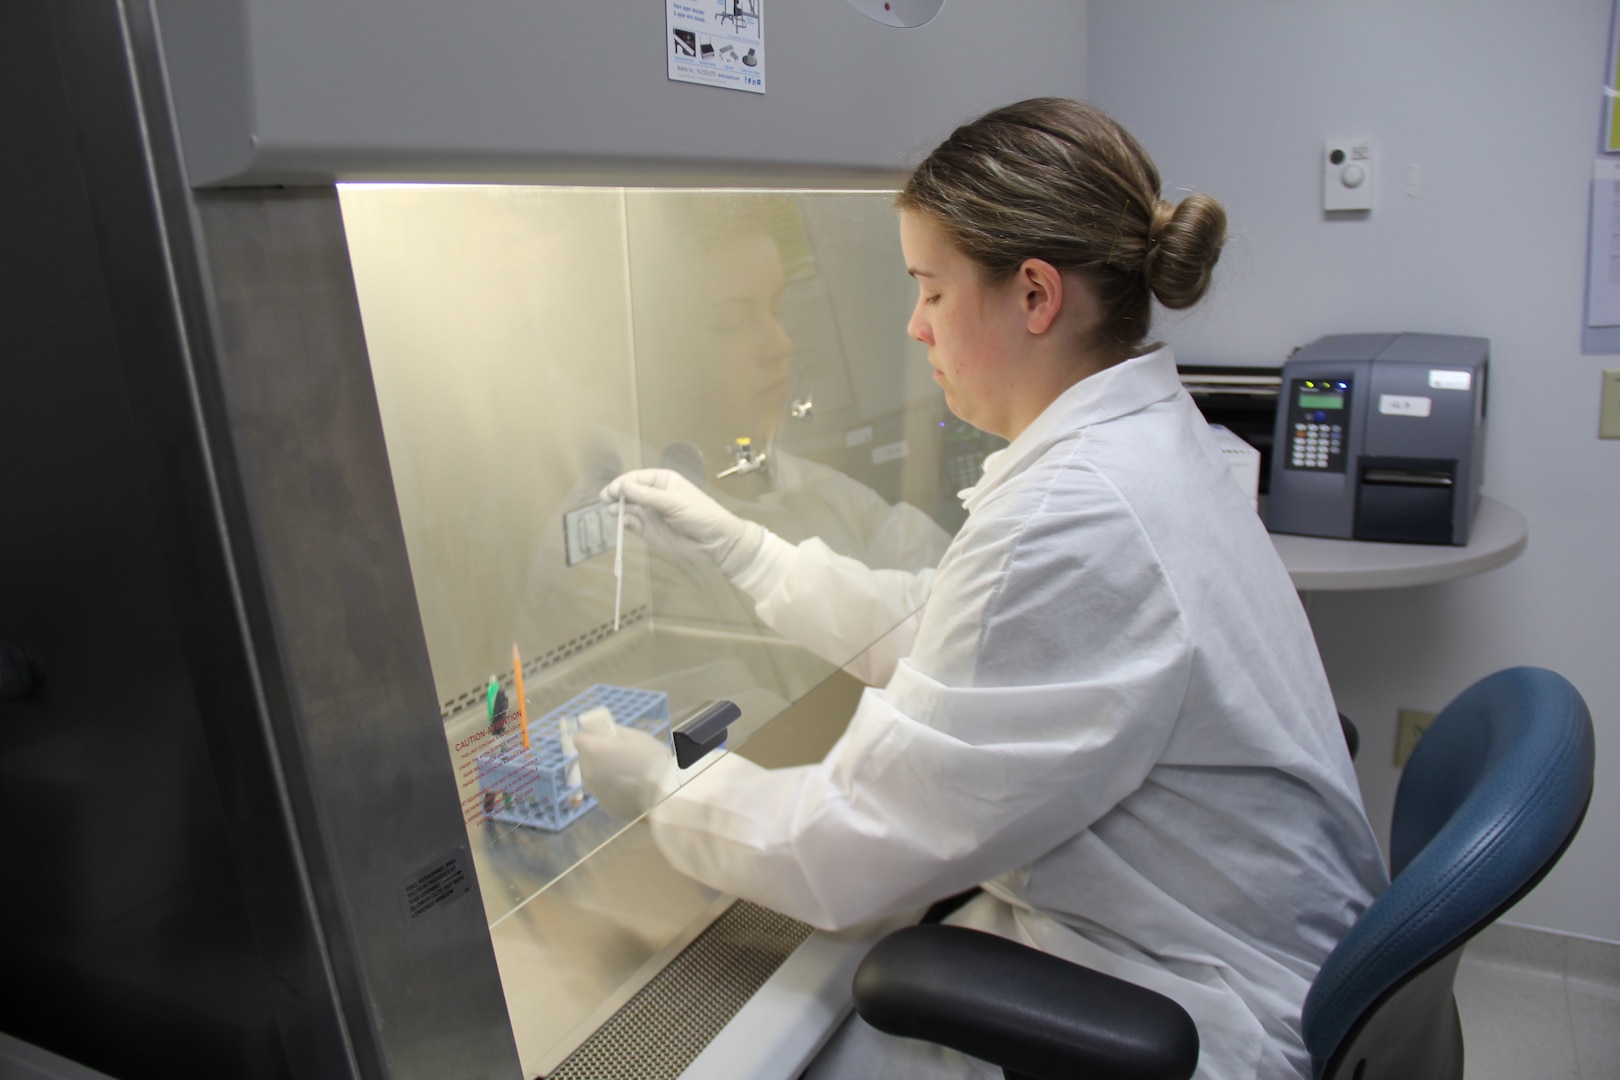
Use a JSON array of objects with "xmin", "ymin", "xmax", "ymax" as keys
[{"xmin": 959, "ymin": 344, "xmax": 1182, "ymax": 515}]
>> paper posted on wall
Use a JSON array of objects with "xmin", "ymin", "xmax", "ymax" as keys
[
  {"xmin": 1587, "ymin": 158, "xmax": 1620, "ymax": 328},
  {"xmin": 667, "ymin": 0, "xmax": 765, "ymax": 95}
]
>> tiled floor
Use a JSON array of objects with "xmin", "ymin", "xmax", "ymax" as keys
[
  {"xmin": 3, "ymin": 922, "xmax": 1615, "ymax": 1078},
  {"xmin": 1455, "ymin": 922, "xmax": 1620, "ymax": 1080}
]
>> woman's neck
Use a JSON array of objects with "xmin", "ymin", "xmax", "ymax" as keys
[{"xmin": 999, "ymin": 340, "xmax": 1125, "ymax": 441}]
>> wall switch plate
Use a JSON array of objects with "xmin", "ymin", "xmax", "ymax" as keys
[
  {"xmin": 1394, "ymin": 707, "xmax": 1436, "ymax": 768},
  {"xmin": 1601, "ymin": 369, "xmax": 1620, "ymax": 439},
  {"xmin": 562, "ymin": 502, "xmax": 617, "ymax": 566},
  {"xmin": 1325, "ymin": 141, "xmax": 1374, "ymax": 211}
]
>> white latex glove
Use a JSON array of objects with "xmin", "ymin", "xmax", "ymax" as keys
[
  {"xmin": 602, "ymin": 468, "xmax": 765, "ymax": 578},
  {"xmin": 573, "ymin": 706, "xmax": 680, "ymax": 822}
]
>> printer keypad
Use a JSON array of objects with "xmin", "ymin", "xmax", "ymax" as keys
[{"xmin": 1290, "ymin": 422, "xmax": 1343, "ymax": 470}]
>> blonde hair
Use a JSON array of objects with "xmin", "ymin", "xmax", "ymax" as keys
[{"xmin": 897, "ymin": 98, "xmax": 1225, "ymax": 355}]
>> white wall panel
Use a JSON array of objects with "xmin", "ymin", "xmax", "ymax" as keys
[{"xmin": 1090, "ymin": 0, "xmax": 1619, "ymax": 942}]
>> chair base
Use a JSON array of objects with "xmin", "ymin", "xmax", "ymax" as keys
[{"xmin": 1320, "ymin": 951, "xmax": 1464, "ymax": 1080}]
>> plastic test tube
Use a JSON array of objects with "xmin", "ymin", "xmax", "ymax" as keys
[
  {"xmin": 559, "ymin": 714, "xmax": 583, "ymax": 802},
  {"xmin": 613, "ymin": 492, "xmax": 625, "ymax": 631}
]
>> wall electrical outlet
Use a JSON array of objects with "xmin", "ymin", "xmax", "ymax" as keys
[
  {"xmin": 1600, "ymin": 368, "xmax": 1620, "ymax": 439},
  {"xmin": 1394, "ymin": 708, "xmax": 1437, "ymax": 768}
]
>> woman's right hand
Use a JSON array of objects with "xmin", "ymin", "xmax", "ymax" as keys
[{"xmin": 602, "ymin": 468, "xmax": 764, "ymax": 577}]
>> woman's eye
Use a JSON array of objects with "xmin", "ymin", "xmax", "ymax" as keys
[{"xmin": 706, "ymin": 301, "xmax": 751, "ymax": 333}]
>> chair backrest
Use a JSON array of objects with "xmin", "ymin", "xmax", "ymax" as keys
[{"xmin": 1301, "ymin": 666, "xmax": 1595, "ymax": 1080}]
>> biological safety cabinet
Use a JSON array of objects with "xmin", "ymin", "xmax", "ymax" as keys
[{"xmin": 0, "ymin": 2, "xmax": 1085, "ymax": 1077}]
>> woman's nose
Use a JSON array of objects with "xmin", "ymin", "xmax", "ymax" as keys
[
  {"xmin": 762, "ymin": 316, "xmax": 794, "ymax": 368},
  {"xmin": 908, "ymin": 303, "xmax": 933, "ymax": 346}
]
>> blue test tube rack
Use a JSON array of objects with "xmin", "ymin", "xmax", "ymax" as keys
[{"xmin": 476, "ymin": 684, "xmax": 670, "ymax": 832}]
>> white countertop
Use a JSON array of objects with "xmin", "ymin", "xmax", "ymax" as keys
[{"xmin": 1269, "ymin": 495, "xmax": 1527, "ymax": 591}]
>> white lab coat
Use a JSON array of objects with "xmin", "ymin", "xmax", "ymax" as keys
[{"xmin": 648, "ymin": 346, "xmax": 1388, "ymax": 1079}]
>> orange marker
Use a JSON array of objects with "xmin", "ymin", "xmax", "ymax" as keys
[{"xmin": 512, "ymin": 643, "xmax": 530, "ymax": 751}]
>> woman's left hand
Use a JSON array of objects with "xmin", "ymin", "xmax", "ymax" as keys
[{"xmin": 573, "ymin": 706, "xmax": 680, "ymax": 821}]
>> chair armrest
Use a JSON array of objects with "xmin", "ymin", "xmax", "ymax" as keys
[{"xmin": 852, "ymin": 924, "xmax": 1199, "ymax": 1080}]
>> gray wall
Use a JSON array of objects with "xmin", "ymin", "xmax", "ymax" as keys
[{"xmin": 1089, "ymin": 0, "xmax": 1619, "ymax": 942}]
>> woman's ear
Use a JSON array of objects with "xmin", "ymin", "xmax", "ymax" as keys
[{"xmin": 1016, "ymin": 258, "xmax": 1065, "ymax": 335}]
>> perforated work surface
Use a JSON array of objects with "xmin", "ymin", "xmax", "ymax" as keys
[{"xmin": 545, "ymin": 901, "xmax": 813, "ymax": 1079}]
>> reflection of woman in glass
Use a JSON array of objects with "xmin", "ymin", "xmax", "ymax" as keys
[
  {"xmin": 512, "ymin": 193, "xmax": 950, "ymax": 694},
  {"xmin": 690, "ymin": 228, "xmax": 792, "ymax": 451},
  {"xmin": 628, "ymin": 191, "xmax": 952, "ymax": 569},
  {"xmin": 629, "ymin": 196, "xmax": 794, "ymax": 493}
]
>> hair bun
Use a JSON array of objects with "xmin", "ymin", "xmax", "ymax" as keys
[
  {"xmin": 1142, "ymin": 194, "xmax": 1227, "ymax": 310},
  {"xmin": 1147, "ymin": 200, "xmax": 1177, "ymax": 242}
]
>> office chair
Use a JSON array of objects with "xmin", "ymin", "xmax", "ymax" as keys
[
  {"xmin": 852, "ymin": 666, "xmax": 1595, "ymax": 1080},
  {"xmin": 1338, "ymin": 712, "xmax": 1359, "ymax": 760}
]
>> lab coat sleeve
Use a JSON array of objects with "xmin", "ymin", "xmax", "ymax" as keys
[
  {"xmin": 788, "ymin": 454, "xmax": 953, "ymax": 574},
  {"xmin": 650, "ymin": 468, "xmax": 1193, "ymax": 930},
  {"xmin": 731, "ymin": 532, "xmax": 935, "ymax": 687},
  {"xmin": 842, "ymin": 494, "xmax": 953, "ymax": 573}
]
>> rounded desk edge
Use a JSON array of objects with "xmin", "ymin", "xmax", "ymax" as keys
[{"xmin": 1270, "ymin": 496, "xmax": 1527, "ymax": 592}]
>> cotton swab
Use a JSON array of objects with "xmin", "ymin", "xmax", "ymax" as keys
[{"xmin": 613, "ymin": 491, "xmax": 625, "ymax": 631}]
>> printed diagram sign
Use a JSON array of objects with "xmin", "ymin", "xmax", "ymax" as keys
[{"xmin": 667, "ymin": 0, "xmax": 764, "ymax": 95}]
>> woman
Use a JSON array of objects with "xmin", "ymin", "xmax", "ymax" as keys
[{"xmin": 577, "ymin": 98, "xmax": 1387, "ymax": 1079}]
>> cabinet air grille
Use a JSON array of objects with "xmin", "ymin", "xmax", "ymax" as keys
[{"xmin": 545, "ymin": 900, "xmax": 812, "ymax": 1080}]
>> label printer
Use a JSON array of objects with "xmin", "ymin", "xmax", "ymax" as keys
[{"xmin": 1266, "ymin": 333, "xmax": 1489, "ymax": 546}]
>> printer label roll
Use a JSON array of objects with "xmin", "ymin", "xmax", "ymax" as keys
[{"xmin": 1379, "ymin": 394, "xmax": 1433, "ymax": 418}]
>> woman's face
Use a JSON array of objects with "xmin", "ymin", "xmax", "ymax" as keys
[
  {"xmin": 900, "ymin": 211, "xmax": 1027, "ymax": 439},
  {"xmin": 691, "ymin": 233, "xmax": 794, "ymax": 440}
]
